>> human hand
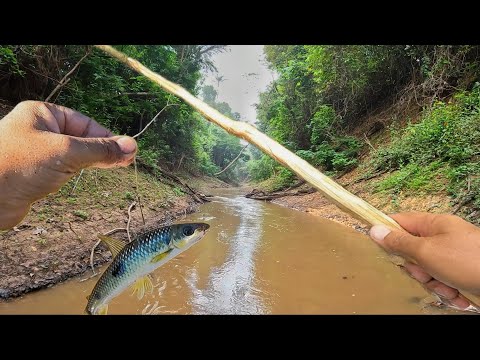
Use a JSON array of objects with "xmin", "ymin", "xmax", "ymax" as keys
[
  {"xmin": 0, "ymin": 101, "xmax": 137, "ymax": 230},
  {"xmin": 369, "ymin": 212, "xmax": 480, "ymax": 310}
]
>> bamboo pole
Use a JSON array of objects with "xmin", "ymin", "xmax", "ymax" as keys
[{"xmin": 95, "ymin": 45, "xmax": 480, "ymax": 313}]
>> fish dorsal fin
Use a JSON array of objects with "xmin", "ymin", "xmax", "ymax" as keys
[{"xmin": 98, "ymin": 234, "xmax": 126, "ymax": 257}]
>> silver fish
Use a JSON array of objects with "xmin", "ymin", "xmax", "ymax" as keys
[{"xmin": 85, "ymin": 222, "xmax": 210, "ymax": 315}]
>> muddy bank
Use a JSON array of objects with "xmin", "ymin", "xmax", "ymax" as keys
[
  {"xmin": 251, "ymin": 168, "xmax": 453, "ymax": 235},
  {"xmin": 0, "ymin": 167, "xmax": 226, "ymax": 299},
  {"xmin": 271, "ymin": 191, "xmax": 369, "ymax": 234}
]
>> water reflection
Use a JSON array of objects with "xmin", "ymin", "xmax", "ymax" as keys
[{"xmin": 187, "ymin": 196, "xmax": 265, "ymax": 314}]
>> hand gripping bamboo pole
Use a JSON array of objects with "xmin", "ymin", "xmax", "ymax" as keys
[{"xmin": 95, "ymin": 45, "xmax": 480, "ymax": 313}]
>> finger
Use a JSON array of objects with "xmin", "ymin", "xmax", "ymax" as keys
[
  {"xmin": 32, "ymin": 101, "xmax": 113, "ymax": 138},
  {"xmin": 389, "ymin": 212, "xmax": 444, "ymax": 237},
  {"xmin": 403, "ymin": 262, "xmax": 432, "ymax": 283},
  {"xmin": 449, "ymin": 293, "xmax": 475, "ymax": 310},
  {"xmin": 369, "ymin": 225, "xmax": 425, "ymax": 258},
  {"xmin": 424, "ymin": 279, "xmax": 459, "ymax": 300},
  {"xmin": 64, "ymin": 135, "xmax": 137, "ymax": 169}
]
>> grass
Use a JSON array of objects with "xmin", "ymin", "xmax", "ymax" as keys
[
  {"xmin": 375, "ymin": 161, "xmax": 447, "ymax": 195},
  {"xmin": 73, "ymin": 210, "xmax": 89, "ymax": 220},
  {"xmin": 26, "ymin": 166, "xmax": 193, "ymax": 232}
]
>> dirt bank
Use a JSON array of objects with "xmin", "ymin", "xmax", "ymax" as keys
[{"xmin": 254, "ymin": 162, "xmax": 453, "ymax": 236}]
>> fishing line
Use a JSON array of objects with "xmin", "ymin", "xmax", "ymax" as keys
[{"xmin": 131, "ymin": 95, "xmax": 176, "ymax": 227}]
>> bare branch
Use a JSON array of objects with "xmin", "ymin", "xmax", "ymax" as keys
[
  {"xmin": 214, "ymin": 143, "xmax": 249, "ymax": 176},
  {"xmin": 45, "ymin": 50, "xmax": 91, "ymax": 102},
  {"xmin": 68, "ymin": 222, "xmax": 80, "ymax": 240},
  {"xmin": 363, "ymin": 133, "xmax": 376, "ymax": 151},
  {"xmin": 133, "ymin": 100, "xmax": 178, "ymax": 139}
]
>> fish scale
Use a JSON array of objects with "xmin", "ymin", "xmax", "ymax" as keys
[{"xmin": 85, "ymin": 223, "xmax": 209, "ymax": 315}]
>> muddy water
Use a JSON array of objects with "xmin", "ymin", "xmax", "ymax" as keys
[{"xmin": 0, "ymin": 188, "xmax": 455, "ymax": 314}]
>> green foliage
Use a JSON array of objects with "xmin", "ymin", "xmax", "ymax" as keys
[
  {"xmin": 370, "ymin": 86, "xmax": 480, "ymax": 172},
  {"xmin": 252, "ymin": 46, "xmax": 370, "ymax": 187},
  {"xmin": 273, "ymin": 168, "xmax": 296, "ymax": 190},
  {"xmin": 247, "ymin": 154, "xmax": 277, "ymax": 182},
  {"xmin": 304, "ymin": 45, "xmax": 413, "ymax": 125},
  {"xmin": 0, "ymin": 46, "xmax": 24, "ymax": 75},
  {"xmin": 197, "ymin": 85, "xmax": 247, "ymax": 183},
  {"xmin": 172, "ymin": 187, "xmax": 184, "ymax": 196},
  {"xmin": 124, "ymin": 191, "xmax": 135, "ymax": 201},
  {"xmin": 376, "ymin": 162, "xmax": 445, "ymax": 194},
  {"xmin": 253, "ymin": 45, "xmax": 480, "ymax": 191},
  {"xmin": 309, "ymin": 105, "xmax": 336, "ymax": 145},
  {"xmin": 370, "ymin": 84, "xmax": 480, "ymax": 209}
]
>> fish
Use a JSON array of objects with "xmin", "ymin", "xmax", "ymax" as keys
[{"xmin": 85, "ymin": 222, "xmax": 210, "ymax": 315}]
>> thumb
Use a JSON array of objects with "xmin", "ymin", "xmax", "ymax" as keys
[
  {"xmin": 369, "ymin": 225, "xmax": 423, "ymax": 258},
  {"xmin": 65, "ymin": 135, "xmax": 137, "ymax": 169}
]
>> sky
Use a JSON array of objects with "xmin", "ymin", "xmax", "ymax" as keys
[{"xmin": 201, "ymin": 45, "xmax": 276, "ymax": 124}]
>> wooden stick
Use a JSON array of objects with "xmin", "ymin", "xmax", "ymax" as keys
[
  {"xmin": 94, "ymin": 45, "xmax": 399, "ymax": 229},
  {"xmin": 94, "ymin": 45, "xmax": 480, "ymax": 312}
]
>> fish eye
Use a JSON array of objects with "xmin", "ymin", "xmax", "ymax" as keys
[{"xmin": 183, "ymin": 226, "xmax": 194, "ymax": 236}]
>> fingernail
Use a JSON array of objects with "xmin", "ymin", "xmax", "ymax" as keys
[
  {"xmin": 116, "ymin": 137, "xmax": 137, "ymax": 154},
  {"xmin": 369, "ymin": 225, "xmax": 392, "ymax": 243}
]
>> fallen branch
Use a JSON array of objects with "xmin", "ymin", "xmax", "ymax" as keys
[
  {"xmin": 246, "ymin": 187, "xmax": 316, "ymax": 200},
  {"xmin": 45, "ymin": 49, "xmax": 91, "ymax": 102},
  {"xmin": 452, "ymin": 193, "xmax": 475, "ymax": 215},
  {"xmin": 68, "ymin": 222, "xmax": 80, "ymax": 240},
  {"xmin": 363, "ymin": 133, "xmax": 376, "ymax": 151},
  {"xmin": 136, "ymin": 158, "xmax": 210, "ymax": 203},
  {"xmin": 284, "ymin": 180, "xmax": 306, "ymax": 191},
  {"xmin": 346, "ymin": 169, "xmax": 389, "ymax": 186},
  {"xmin": 214, "ymin": 143, "xmax": 249, "ymax": 176},
  {"xmin": 95, "ymin": 45, "xmax": 480, "ymax": 314}
]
